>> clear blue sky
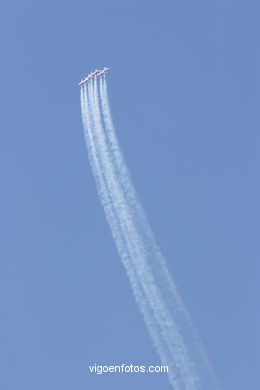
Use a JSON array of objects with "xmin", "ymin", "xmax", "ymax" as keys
[{"xmin": 0, "ymin": 1, "xmax": 258, "ymax": 389}]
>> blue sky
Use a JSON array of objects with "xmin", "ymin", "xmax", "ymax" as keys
[{"xmin": 0, "ymin": 1, "xmax": 259, "ymax": 389}]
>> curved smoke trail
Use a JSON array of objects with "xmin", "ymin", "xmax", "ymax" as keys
[{"xmin": 80, "ymin": 76, "xmax": 222, "ymax": 390}]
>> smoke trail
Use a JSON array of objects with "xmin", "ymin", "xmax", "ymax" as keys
[
  {"xmin": 98, "ymin": 78, "xmax": 222, "ymax": 389},
  {"xmin": 79, "ymin": 77, "xmax": 222, "ymax": 390},
  {"xmin": 96, "ymin": 78, "xmax": 200, "ymax": 388},
  {"xmin": 81, "ymin": 83, "xmax": 184, "ymax": 388}
]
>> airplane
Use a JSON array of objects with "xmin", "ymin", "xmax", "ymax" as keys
[
  {"xmin": 93, "ymin": 69, "xmax": 101, "ymax": 76},
  {"xmin": 97, "ymin": 66, "xmax": 110, "ymax": 76},
  {"xmin": 78, "ymin": 75, "xmax": 91, "ymax": 86}
]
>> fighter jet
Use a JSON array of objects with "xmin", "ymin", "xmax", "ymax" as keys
[
  {"xmin": 93, "ymin": 69, "xmax": 101, "ymax": 76},
  {"xmin": 78, "ymin": 74, "xmax": 91, "ymax": 86},
  {"xmin": 97, "ymin": 66, "xmax": 110, "ymax": 76}
]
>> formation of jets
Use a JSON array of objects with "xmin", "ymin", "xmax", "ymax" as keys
[{"xmin": 78, "ymin": 66, "xmax": 110, "ymax": 86}]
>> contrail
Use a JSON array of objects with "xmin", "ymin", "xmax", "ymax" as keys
[
  {"xmin": 79, "ymin": 75, "xmax": 222, "ymax": 390},
  {"xmin": 81, "ymin": 82, "xmax": 182, "ymax": 386}
]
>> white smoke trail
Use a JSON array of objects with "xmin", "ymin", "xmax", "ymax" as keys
[
  {"xmin": 80, "ymin": 77, "xmax": 222, "ymax": 390},
  {"xmin": 95, "ymin": 79, "xmax": 201, "ymax": 389},
  {"xmin": 81, "ymin": 83, "xmax": 185, "ymax": 388},
  {"xmin": 98, "ymin": 78, "xmax": 222, "ymax": 389},
  {"xmin": 81, "ymin": 83, "xmax": 177, "ymax": 382}
]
